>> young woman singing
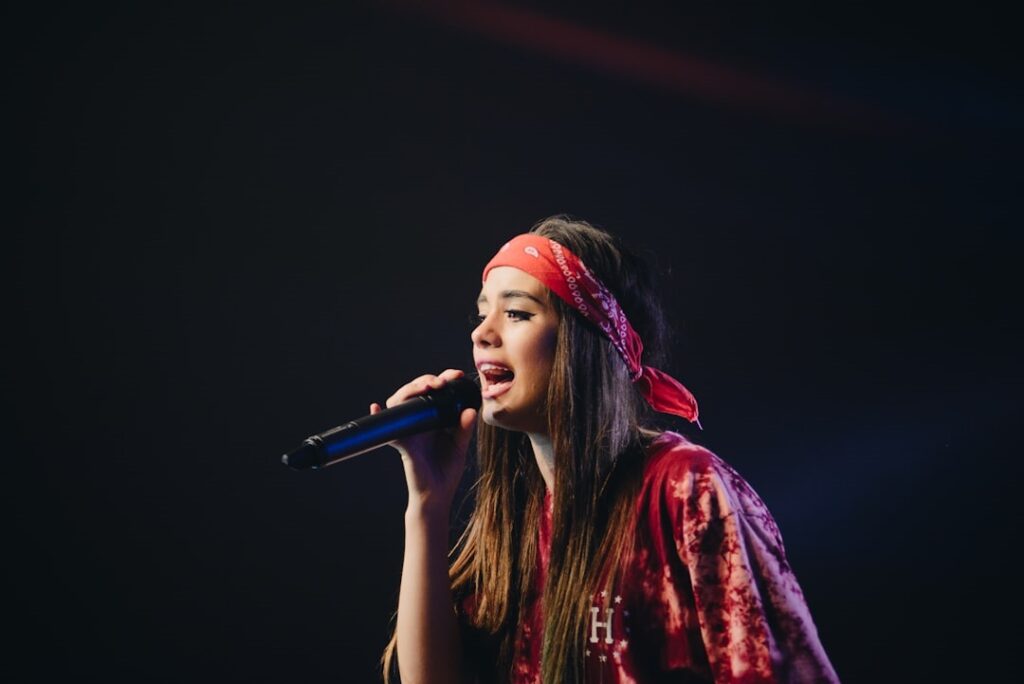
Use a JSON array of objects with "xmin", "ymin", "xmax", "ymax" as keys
[{"xmin": 378, "ymin": 216, "xmax": 838, "ymax": 683}]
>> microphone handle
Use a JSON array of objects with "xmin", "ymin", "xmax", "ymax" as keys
[
  {"xmin": 283, "ymin": 388, "xmax": 466, "ymax": 470},
  {"xmin": 317, "ymin": 398, "xmax": 448, "ymax": 467}
]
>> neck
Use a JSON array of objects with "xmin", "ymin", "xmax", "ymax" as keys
[{"xmin": 527, "ymin": 431, "xmax": 555, "ymax": 493}]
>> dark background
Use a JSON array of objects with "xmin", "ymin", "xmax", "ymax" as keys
[{"xmin": 7, "ymin": 2, "xmax": 1021, "ymax": 682}]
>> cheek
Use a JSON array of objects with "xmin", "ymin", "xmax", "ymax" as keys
[{"xmin": 526, "ymin": 329, "xmax": 558, "ymax": 376}]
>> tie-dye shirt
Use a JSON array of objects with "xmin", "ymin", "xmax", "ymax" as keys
[{"xmin": 463, "ymin": 431, "xmax": 839, "ymax": 683}]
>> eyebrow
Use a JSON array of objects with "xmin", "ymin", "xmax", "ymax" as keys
[{"xmin": 476, "ymin": 290, "xmax": 546, "ymax": 307}]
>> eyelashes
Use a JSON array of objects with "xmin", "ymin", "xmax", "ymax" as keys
[{"xmin": 469, "ymin": 310, "xmax": 535, "ymax": 327}]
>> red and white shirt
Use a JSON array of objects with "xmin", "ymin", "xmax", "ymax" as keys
[{"xmin": 463, "ymin": 432, "xmax": 839, "ymax": 683}]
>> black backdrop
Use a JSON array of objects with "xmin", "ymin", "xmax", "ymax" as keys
[{"xmin": 8, "ymin": 2, "xmax": 1021, "ymax": 682}]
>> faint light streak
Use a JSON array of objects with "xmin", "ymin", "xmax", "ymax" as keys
[{"xmin": 385, "ymin": 0, "xmax": 897, "ymax": 132}]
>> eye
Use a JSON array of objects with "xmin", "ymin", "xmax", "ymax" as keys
[
  {"xmin": 469, "ymin": 310, "xmax": 534, "ymax": 327},
  {"xmin": 505, "ymin": 309, "xmax": 534, "ymax": 321}
]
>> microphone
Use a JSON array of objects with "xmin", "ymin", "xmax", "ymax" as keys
[{"xmin": 282, "ymin": 376, "xmax": 481, "ymax": 470}]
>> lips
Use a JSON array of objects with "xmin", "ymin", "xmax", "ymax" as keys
[{"xmin": 477, "ymin": 361, "xmax": 515, "ymax": 399}]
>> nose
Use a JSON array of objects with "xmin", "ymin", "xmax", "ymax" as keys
[{"xmin": 471, "ymin": 311, "xmax": 501, "ymax": 348}]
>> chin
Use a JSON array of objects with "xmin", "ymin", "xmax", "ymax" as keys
[
  {"xmin": 481, "ymin": 403, "xmax": 546, "ymax": 435},
  {"xmin": 481, "ymin": 406, "xmax": 514, "ymax": 430}
]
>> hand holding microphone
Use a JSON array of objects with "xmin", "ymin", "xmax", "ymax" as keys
[
  {"xmin": 282, "ymin": 370, "xmax": 480, "ymax": 511},
  {"xmin": 379, "ymin": 369, "xmax": 480, "ymax": 514}
]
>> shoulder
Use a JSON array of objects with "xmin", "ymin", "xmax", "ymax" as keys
[
  {"xmin": 640, "ymin": 431, "xmax": 775, "ymax": 529},
  {"xmin": 643, "ymin": 430, "xmax": 718, "ymax": 477},
  {"xmin": 641, "ymin": 431, "xmax": 731, "ymax": 500}
]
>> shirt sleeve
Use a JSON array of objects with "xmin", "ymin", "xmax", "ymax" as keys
[{"xmin": 664, "ymin": 453, "xmax": 840, "ymax": 684}]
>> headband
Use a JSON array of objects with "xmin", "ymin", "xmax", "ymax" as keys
[{"xmin": 482, "ymin": 234, "xmax": 700, "ymax": 425}]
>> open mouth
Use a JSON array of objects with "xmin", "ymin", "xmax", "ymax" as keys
[{"xmin": 479, "ymin": 363, "xmax": 515, "ymax": 399}]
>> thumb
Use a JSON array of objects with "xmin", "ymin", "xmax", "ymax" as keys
[{"xmin": 454, "ymin": 407, "xmax": 478, "ymax": 453}]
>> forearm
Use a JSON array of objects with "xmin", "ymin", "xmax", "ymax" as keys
[{"xmin": 396, "ymin": 507, "xmax": 463, "ymax": 684}]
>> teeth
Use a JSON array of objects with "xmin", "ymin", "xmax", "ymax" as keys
[
  {"xmin": 479, "ymin": 363, "xmax": 512, "ymax": 372},
  {"xmin": 479, "ymin": 363, "xmax": 514, "ymax": 388}
]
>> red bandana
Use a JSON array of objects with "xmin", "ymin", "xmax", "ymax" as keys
[{"xmin": 482, "ymin": 234, "xmax": 700, "ymax": 425}]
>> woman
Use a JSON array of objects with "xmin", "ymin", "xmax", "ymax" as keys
[{"xmin": 378, "ymin": 216, "xmax": 838, "ymax": 683}]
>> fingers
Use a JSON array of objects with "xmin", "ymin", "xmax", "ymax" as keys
[
  {"xmin": 437, "ymin": 368, "xmax": 465, "ymax": 383},
  {"xmin": 385, "ymin": 369, "xmax": 466, "ymax": 408}
]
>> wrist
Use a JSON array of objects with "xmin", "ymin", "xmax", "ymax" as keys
[{"xmin": 404, "ymin": 497, "xmax": 452, "ymax": 528}]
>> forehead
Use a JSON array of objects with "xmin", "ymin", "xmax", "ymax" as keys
[{"xmin": 477, "ymin": 266, "xmax": 549, "ymax": 302}]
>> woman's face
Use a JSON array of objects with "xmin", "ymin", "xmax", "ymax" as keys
[{"xmin": 472, "ymin": 266, "xmax": 559, "ymax": 435}]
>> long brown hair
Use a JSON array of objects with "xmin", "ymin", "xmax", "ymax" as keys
[{"xmin": 384, "ymin": 216, "xmax": 673, "ymax": 682}]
